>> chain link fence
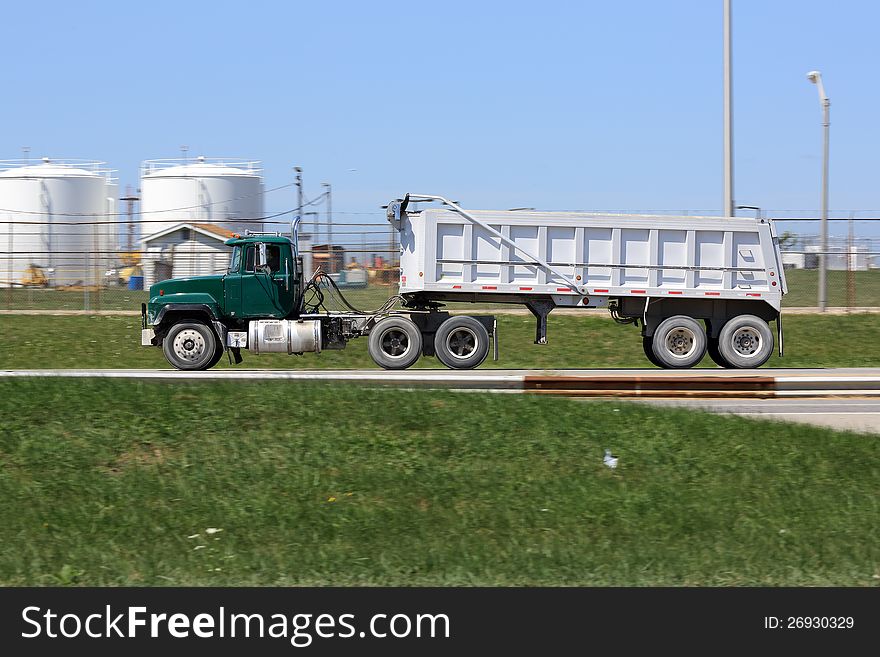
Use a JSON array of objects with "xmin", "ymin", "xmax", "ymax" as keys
[{"xmin": 2, "ymin": 214, "xmax": 879, "ymax": 312}]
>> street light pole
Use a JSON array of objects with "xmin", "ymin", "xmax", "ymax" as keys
[
  {"xmin": 723, "ymin": 0, "xmax": 734, "ymax": 217},
  {"xmin": 807, "ymin": 71, "xmax": 830, "ymax": 312}
]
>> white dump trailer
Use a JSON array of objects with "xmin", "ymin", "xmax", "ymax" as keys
[
  {"xmin": 142, "ymin": 193, "xmax": 788, "ymax": 372},
  {"xmin": 384, "ymin": 194, "xmax": 787, "ymax": 369}
]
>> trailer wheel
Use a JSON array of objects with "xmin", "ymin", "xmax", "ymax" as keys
[
  {"xmin": 651, "ymin": 315, "xmax": 707, "ymax": 369},
  {"xmin": 717, "ymin": 315, "xmax": 774, "ymax": 369},
  {"xmin": 368, "ymin": 317, "xmax": 423, "ymax": 370},
  {"xmin": 434, "ymin": 316, "xmax": 491, "ymax": 370},
  {"xmin": 162, "ymin": 321, "xmax": 218, "ymax": 370}
]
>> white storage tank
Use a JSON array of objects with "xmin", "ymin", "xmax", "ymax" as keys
[
  {"xmin": 0, "ymin": 158, "xmax": 116, "ymax": 287},
  {"xmin": 139, "ymin": 157, "xmax": 263, "ymax": 239}
]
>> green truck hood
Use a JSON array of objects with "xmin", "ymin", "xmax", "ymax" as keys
[{"xmin": 147, "ymin": 275, "xmax": 225, "ymax": 322}]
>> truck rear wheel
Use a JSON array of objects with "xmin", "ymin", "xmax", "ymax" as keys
[
  {"xmin": 716, "ymin": 315, "xmax": 774, "ymax": 369},
  {"xmin": 368, "ymin": 316, "xmax": 423, "ymax": 370},
  {"xmin": 651, "ymin": 315, "xmax": 707, "ymax": 369},
  {"xmin": 162, "ymin": 321, "xmax": 218, "ymax": 371},
  {"xmin": 434, "ymin": 316, "xmax": 491, "ymax": 370}
]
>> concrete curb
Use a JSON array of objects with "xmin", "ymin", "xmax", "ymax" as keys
[{"xmin": 3, "ymin": 369, "xmax": 880, "ymax": 398}]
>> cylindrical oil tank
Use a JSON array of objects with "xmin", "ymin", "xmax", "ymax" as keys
[
  {"xmin": 0, "ymin": 158, "xmax": 116, "ymax": 287},
  {"xmin": 139, "ymin": 157, "xmax": 263, "ymax": 239}
]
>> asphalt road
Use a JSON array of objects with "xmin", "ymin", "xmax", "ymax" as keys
[{"xmin": 632, "ymin": 398, "xmax": 880, "ymax": 434}]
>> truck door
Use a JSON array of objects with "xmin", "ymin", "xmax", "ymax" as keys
[{"xmin": 237, "ymin": 243, "xmax": 296, "ymax": 319}]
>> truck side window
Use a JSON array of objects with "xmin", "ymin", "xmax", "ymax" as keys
[
  {"xmin": 244, "ymin": 245, "xmax": 256, "ymax": 273},
  {"xmin": 228, "ymin": 245, "xmax": 242, "ymax": 273},
  {"xmin": 266, "ymin": 245, "xmax": 281, "ymax": 273}
]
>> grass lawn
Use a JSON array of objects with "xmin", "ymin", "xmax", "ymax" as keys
[
  {"xmin": 782, "ymin": 269, "xmax": 880, "ymax": 307},
  {"xmin": 2, "ymin": 312, "xmax": 879, "ymax": 370},
  {"xmin": 0, "ymin": 379, "xmax": 877, "ymax": 586}
]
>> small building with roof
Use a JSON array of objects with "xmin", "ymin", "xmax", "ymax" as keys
[{"xmin": 141, "ymin": 222, "xmax": 236, "ymax": 288}]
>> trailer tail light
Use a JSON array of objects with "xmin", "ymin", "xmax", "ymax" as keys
[
  {"xmin": 746, "ymin": 293, "xmax": 762, "ymax": 297},
  {"xmin": 631, "ymin": 290, "xmax": 646, "ymax": 294},
  {"xmin": 704, "ymin": 292, "xmax": 721, "ymax": 296},
  {"xmin": 452, "ymin": 285, "xmax": 462, "ymax": 289},
  {"xmin": 519, "ymin": 287, "xmax": 533, "ymax": 291},
  {"xmin": 594, "ymin": 289, "xmax": 609, "ymax": 293},
  {"xmin": 772, "ymin": 281, "xmax": 777, "ymax": 286},
  {"xmin": 482, "ymin": 285, "xmax": 497, "ymax": 290},
  {"xmin": 668, "ymin": 290, "xmax": 682, "ymax": 295},
  {"xmin": 556, "ymin": 287, "xmax": 570, "ymax": 292}
]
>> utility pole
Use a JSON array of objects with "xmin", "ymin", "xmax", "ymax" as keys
[
  {"xmin": 723, "ymin": 0, "xmax": 734, "ymax": 217},
  {"xmin": 181, "ymin": 145, "xmax": 189, "ymax": 163},
  {"xmin": 120, "ymin": 186, "xmax": 140, "ymax": 253},
  {"xmin": 22, "ymin": 146, "xmax": 30, "ymax": 163},
  {"xmin": 322, "ymin": 183, "xmax": 332, "ymax": 272},
  {"xmin": 294, "ymin": 165, "xmax": 305, "ymax": 243}
]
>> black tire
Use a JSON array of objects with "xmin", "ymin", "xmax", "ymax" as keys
[
  {"xmin": 717, "ymin": 315, "xmax": 774, "ymax": 369},
  {"xmin": 434, "ymin": 316, "xmax": 491, "ymax": 370},
  {"xmin": 206, "ymin": 344, "xmax": 225, "ymax": 369},
  {"xmin": 706, "ymin": 337, "xmax": 734, "ymax": 368},
  {"xmin": 162, "ymin": 321, "xmax": 218, "ymax": 370},
  {"xmin": 368, "ymin": 316, "xmax": 423, "ymax": 370},
  {"xmin": 642, "ymin": 336, "xmax": 664, "ymax": 368},
  {"xmin": 651, "ymin": 315, "xmax": 707, "ymax": 369}
]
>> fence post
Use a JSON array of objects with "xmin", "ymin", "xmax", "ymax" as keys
[
  {"xmin": 5, "ymin": 218, "xmax": 12, "ymax": 308},
  {"xmin": 846, "ymin": 212, "xmax": 855, "ymax": 311}
]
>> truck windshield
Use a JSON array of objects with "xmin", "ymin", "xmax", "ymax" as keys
[{"xmin": 228, "ymin": 245, "xmax": 241, "ymax": 273}]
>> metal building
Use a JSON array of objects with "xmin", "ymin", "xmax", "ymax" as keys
[
  {"xmin": 0, "ymin": 158, "xmax": 117, "ymax": 287},
  {"xmin": 139, "ymin": 157, "xmax": 263, "ymax": 240}
]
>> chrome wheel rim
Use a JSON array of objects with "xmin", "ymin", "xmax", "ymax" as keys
[
  {"xmin": 731, "ymin": 326, "xmax": 761, "ymax": 357},
  {"xmin": 379, "ymin": 327, "xmax": 411, "ymax": 359},
  {"xmin": 664, "ymin": 327, "xmax": 696, "ymax": 359},
  {"xmin": 173, "ymin": 329, "xmax": 207, "ymax": 362},
  {"xmin": 446, "ymin": 327, "xmax": 478, "ymax": 360}
]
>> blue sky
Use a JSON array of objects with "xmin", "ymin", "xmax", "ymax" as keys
[{"xmin": 0, "ymin": 0, "xmax": 877, "ymax": 224}]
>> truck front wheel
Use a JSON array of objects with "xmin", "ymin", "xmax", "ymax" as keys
[{"xmin": 162, "ymin": 321, "xmax": 218, "ymax": 370}]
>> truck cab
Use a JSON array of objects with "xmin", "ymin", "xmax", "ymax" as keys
[
  {"xmin": 142, "ymin": 233, "xmax": 305, "ymax": 369},
  {"xmin": 221, "ymin": 236, "xmax": 300, "ymax": 319}
]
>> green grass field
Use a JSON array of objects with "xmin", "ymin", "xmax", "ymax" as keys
[
  {"xmin": 782, "ymin": 269, "xmax": 880, "ymax": 307},
  {"xmin": 2, "ymin": 312, "xmax": 879, "ymax": 370},
  {"xmin": 0, "ymin": 379, "xmax": 877, "ymax": 586}
]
